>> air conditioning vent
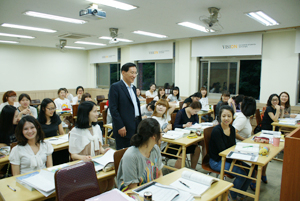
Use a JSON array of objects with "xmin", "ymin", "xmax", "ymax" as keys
[{"xmin": 58, "ymin": 33, "xmax": 91, "ymax": 39}]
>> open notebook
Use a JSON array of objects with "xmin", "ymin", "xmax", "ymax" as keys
[{"xmin": 170, "ymin": 171, "xmax": 218, "ymax": 197}]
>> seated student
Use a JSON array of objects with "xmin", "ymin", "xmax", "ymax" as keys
[
  {"xmin": 199, "ymin": 87, "xmax": 213, "ymax": 122},
  {"xmin": 0, "ymin": 105, "xmax": 19, "ymax": 148},
  {"xmin": 261, "ymin": 94, "xmax": 283, "ymax": 131},
  {"xmin": 117, "ymin": 118, "xmax": 163, "ymax": 192},
  {"xmin": 136, "ymin": 88, "xmax": 144, "ymax": 99},
  {"xmin": 167, "ymin": 86, "xmax": 181, "ymax": 103},
  {"xmin": 280, "ymin": 91, "xmax": 296, "ymax": 118},
  {"xmin": 182, "ymin": 92, "xmax": 201, "ymax": 108},
  {"xmin": 38, "ymin": 98, "xmax": 64, "ymax": 138},
  {"xmin": 0, "ymin": 91, "xmax": 20, "ymax": 112},
  {"xmin": 9, "ymin": 116, "xmax": 53, "ymax": 175},
  {"xmin": 173, "ymin": 102, "xmax": 201, "ymax": 169},
  {"xmin": 69, "ymin": 101, "xmax": 114, "ymax": 193},
  {"xmin": 215, "ymin": 91, "xmax": 236, "ymax": 120},
  {"xmin": 72, "ymin": 86, "xmax": 84, "ymax": 105},
  {"xmin": 63, "ymin": 88, "xmax": 74, "ymax": 104},
  {"xmin": 209, "ymin": 105, "xmax": 254, "ymax": 201},
  {"xmin": 145, "ymin": 83, "xmax": 157, "ymax": 98},
  {"xmin": 233, "ymin": 97, "xmax": 256, "ymax": 142},
  {"xmin": 140, "ymin": 101, "xmax": 156, "ymax": 119},
  {"xmin": 153, "ymin": 87, "xmax": 166, "ymax": 101},
  {"xmin": 80, "ymin": 93, "xmax": 93, "ymax": 104},
  {"xmin": 54, "ymin": 88, "xmax": 72, "ymax": 111},
  {"xmin": 17, "ymin": 93, "xmax": 38, "ymax": 119}
]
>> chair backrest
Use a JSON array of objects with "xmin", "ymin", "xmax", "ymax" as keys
[
  {"xmin": 55, "ymin": 162, "xmax": 100, "ymax": 201},
  {"xmin": 113, "ymin": 148, "xmax": 128, "ymax": 176},
  {"xmin": 102, "ymin": 109, "xmax": 108, "ymax": 125},
  {"xmin": 96, "ymin": 95, "xmax": 105, "ymax": 104},
  {"xmin": 179, "ymin": 101, "xmax": 184, "ymax": 109},
  {"xmin": 146, "ymin": 98, "xmax": 154, "ymax": 104},
  {"xmin": 99, "ymin": 102, "xmax": 106, "ymax": 113},
  {"xmin": 72, "ymin": 104, "xmax": 79, "ymax": 118},
  {"xmin": 141, "ymin": 94, "xmax": 146, "ymax": 98},
  {"xmin": 255, "ymin": 109, "xmax": 262, "ymax": 126},
  {"xmin": 170, "ymin": 113, "xmax": 177, "ymax": 130},
  {"xmin": 202, "ymin": 126, "xmax": 214, "ymax": 161},
  {"xmin": 31, "ymin": 99, "xmax": 40, "ymax": 104},
  {"xmin": 213, "ymin": 104, "xmax": 217, "ymax": 119}
]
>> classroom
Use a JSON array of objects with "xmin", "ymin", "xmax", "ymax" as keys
[{"xmin": 0, "ymin": 0, "xmax": 300, "ymax": 201}]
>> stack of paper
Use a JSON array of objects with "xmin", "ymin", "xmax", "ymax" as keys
[
  {"xmin": 45, "ymin": 134, "xmax": 68, "ymax": 145},
  {"xmin": 21, "ymin": 170, "xmax": 55, "ymax": 197},
  {"xmin": 278, "ymin": 118, "xmax": 300, "ymax": 125},
  {"xmin": 92, "ymin": 149, "xmax": 115, "ymax": 171},
  {"xmin": 86, "ymin": 189, "xmax": 135, "ymax": 201},
  {"xmin": 163, "ymin": 131, "xmax": 185, "ymax": 140},
  {"xmin": 235, "ymin": 142, "xmax": 259, "ymax": 155},
  {"xmin": 174, "ymin": 128, "xmax": 191, "ymax": 134}
]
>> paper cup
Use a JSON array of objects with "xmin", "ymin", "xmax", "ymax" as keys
[{"xmin": 273, "ymin": 137, "xmax": 280, "ymax": 147}]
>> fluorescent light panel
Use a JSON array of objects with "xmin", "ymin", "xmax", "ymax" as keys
[
  {"xmin": 246, "ymin": 11, "xmax": 279, "ymax": 26},
  {"xmin": 132, "ymin": 30, "xmax": 167, "ymax": 38},
  {"xmin": 65, "ymin": 46, "xmax": 85, "ymax": 49},
  {"xmin": 0, "ymin": 33, "xmax": 35, "ymax": 39},
  {"xmin": 99, "ymin": 36, "xmax": 133, "ymax": 42},
  {"xmin": 86, "ymin": 0, "xmax": 137, "ymax": 11},
  {"xmin": 24, "ymin": 11, "xmax": 87, "ymax": 24},
  {"xmin": 0, "ymin": 40, "xmax": 19, "ymax": 44},
  {"xmin": 75, "ymin": 41, "xmax": 106, "ymax": 46},
  {"xmin": 1, "ymin": 23, "xmax": 56, "ymax": 33},
  {"xmin": 177, "ymin": 22, "xmax": 211, "ymax": 33}
]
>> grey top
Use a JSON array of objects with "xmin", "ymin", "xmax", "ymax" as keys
[
  {"xmin": 167, "ymin": 94, "xmax": 181, "ymax": 102},
  {"xmin": 17, "ymin": 106, "xmax": 38, "ymax": 118},
  {"xmin": 283, "ymin": 107, "xmax": 291, "ymax": 118},
  {"xmin": 117, "ymin": 144, "xmax": 163, "ymax": 191}
]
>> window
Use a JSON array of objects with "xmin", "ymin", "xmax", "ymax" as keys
[
  {"xmin": 137, "ymin": 60, "xmax": 174, "ymax": 90},
  {"xmin": 96, "ymin": 63, "xmax": 120, "ymax": 88},
  {"xmin": 199, "ymin": 58, "xmax": 261, "ymax": 99}
]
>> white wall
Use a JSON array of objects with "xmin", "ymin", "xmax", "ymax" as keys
[
  {"xmin": 260, "ymin": 30, "xmax": 299, "ymax": 105},
  {"xmin": 0, "ymin": 44, "xmax": 89, "ymax": 92}
]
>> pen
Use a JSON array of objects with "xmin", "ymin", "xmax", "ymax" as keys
[
  {"xmin": 243, "ymin": 146, "xmax": 253, "ymax": 148},
  {"xmin": 179, "ymin": 180, "xmax": 190, "ymax": 189},
  {"xmin": 7, "ymin": 185, "xmax": 16, "ymax": 192}
]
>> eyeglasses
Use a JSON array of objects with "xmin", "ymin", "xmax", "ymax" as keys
[
  {"xmin": 129, "ymin": 71, "xmax": 138, "ymax": 75},
  {"xmin": 46, "ymin": 108, "xmax": 56, "ymax": 111}
]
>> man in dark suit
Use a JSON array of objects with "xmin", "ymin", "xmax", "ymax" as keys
[{"xmin": 109, "ymin": 63, "xmax": 142, "ymax": 150}]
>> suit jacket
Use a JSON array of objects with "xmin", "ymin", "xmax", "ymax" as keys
[{"xmin": 109, "ymin": 80, "xmax": 142, "ymax": 139}]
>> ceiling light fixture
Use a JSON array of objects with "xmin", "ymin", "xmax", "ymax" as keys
[
  {"xmin": 1, "ymin": 23, "xmax": 56, "ymax": 33},
  {"xmin": 99, "ymin": 36, "xmax": 133, "ymax": 42},
  {"xmin": 86, "ymin": 0, "xmax": 137, "ymax": 11},
  {"xmin": 24, "ymin": 11, "xmax": 87, "ymax": 24},
  {"xmin": 0, "ymin": 33, "xmax": 35, "ymax": 39},
  {"xmin": 177, "ymin": 22, "xmax": 211, "ymax": 33},
  {"xmin": 132, "ymin": 30, "xmax": 167, "ymax": 38},
  {"xmin": 246, "ymin": 11, "xmax": 279, "ymax": 26},
  {"xmin": 0, "ymin": 40, "xmax": 19, "ymax": 44},
  {"xmin": 65, "ymin": 46, "xmax": 85, "ymax": 49},
  {"xmin": 75, "ymin": 41, "xmax": 107, "ymax": 46}
]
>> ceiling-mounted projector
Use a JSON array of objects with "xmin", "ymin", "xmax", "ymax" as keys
[{"xmin": 79, "ymin": 8, "xmax": 106, "ymax": 19}]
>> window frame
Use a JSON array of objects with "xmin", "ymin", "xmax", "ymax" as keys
[{"xmin": 96, "ymin": 62, "xmax": 121, "ymax": 88}]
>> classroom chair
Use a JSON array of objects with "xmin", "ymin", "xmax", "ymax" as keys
[
  {"xmin": 255, "ymin": 109, "xmax": 262, "ymax": 126},
  {"xmin": 55, "ymin": 162, "xmax": 100, "ymax": 201},
  {"xmin": 202, "ymin": 126, "xmax": 233, "ymax": 179},
  {"xmin": 102, "ymin": 109, "xmax": 114, "ymax": 145},
  {"xmin": 179, "ymin": 101, "xmax": 184, "ymax": 109},
  {"xmin": 213, "ymin": 104, "xmax": 217, "ymax": 119},
  {"xmin": 146, "ymin": 97, "xmax": 154, "ymax": 104},
  {"xmin": 99, "ymin": 102, "xmax": 106, "ymax": 113},
  {"xmin": 170, "ymin": 113, "xmax": 177, "ymax": 130},
  {"xmin": 113, "ymin": 148, "xmax": 128, "ymax": 176},
  {"xmin": 141, "ymin": 94, "xmax": 146, "ymax": 98}
]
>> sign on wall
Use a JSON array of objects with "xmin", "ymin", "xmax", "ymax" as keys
[
  {"xmin": 192, "ymin": 33, "xmax": 262, "ymax": 57},
  {"xmin": 89, "ymin": 47, "xmax": 118, "ymax": 64},
  {"xmin": 130, "ymin": 41, "xmax": 173, "ymax": 61},
  {"xmin": 296, "ymin": 28, "xmax": 300, "ymax": 53}
]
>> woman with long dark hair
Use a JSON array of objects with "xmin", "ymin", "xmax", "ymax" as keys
[{"xmin": 0, "ymin": 105, "xmax": 19, "ymax": 147}]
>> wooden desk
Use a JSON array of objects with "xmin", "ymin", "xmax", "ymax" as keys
[
  {"xmin": 271, "ymin": 121, "xmax": 300, "ymax": 132},
  {"xmin": 162, "ymin": 135, "xmax": 204, "ymax": 170},
  {"xmin": 0, "ymin": 159, "xmax": 115, "ymax": 201},
  {"xmin": 129, "ymin": 168, "xmax": 233, "ymax": 201},
  {"xmin": 0, "ymin": 135, "xmax": 69, "ymax": 168},
  {"xmin": 198, "ymin": 110, "xmax": 213, "ymax": 123},
  {"xmin": 219, "ymin": 133, "xmax": 284, "ymax": 201},
  {"xmin": 103, "ymin": 124, "xmax": 113, "ymax": 144}
]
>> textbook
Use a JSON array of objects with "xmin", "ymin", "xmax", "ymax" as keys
[
  {"xmin": 234, "ymin": 142, "xmax": 259, "ymax": 155},
  {"xmin": 92, "ymin": 149, "xmax": 115, "ymax": 172},
  {"xmin": 278, "ymin": 118, "xmax": 300, "ymax": 125},
  {"xmin": 163, "ymin": 131, "xmax": 186, "ymax": 140},
  {"xmin": 85, "ymin": 189, "xmax": 135, "ymax": 201},
  {"xmin": 170, "ymin": 171, "xmax": 218, "ymax": 198},
  {"xmin": 16, "ymin": 171, "xmax": 39, "ymax": 191},
  {"xmin": 226, "ymin": 151, "xmax": 259, "ymax": 162}
]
